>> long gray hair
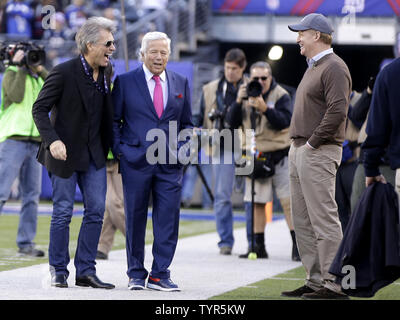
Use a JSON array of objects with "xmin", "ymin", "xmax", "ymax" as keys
[
  {"xmin": 75, "ymin": 17, "xmax": 116, "ymax": 54},
  {"xmin": 139, "ymin": 31, "xmax": 171, "ymax": 61}
]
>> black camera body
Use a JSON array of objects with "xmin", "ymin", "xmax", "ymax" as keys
[
  {"xmin": 208, "ymin": 108, "xmax": 224, "ymax": 122},
  {"xmin": 208, "ymin": 108, "xmax": 227, "ymax": 131},
  {"xmin": 0, "ymin": 42, "xmax": 46, "ymax": 68},
  {"xmin": 246, "ymin": 80, "xmax": 263, "ymax": 98}
]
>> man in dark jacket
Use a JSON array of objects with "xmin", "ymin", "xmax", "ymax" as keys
[
  {"xmin": 362, "ymin": 58, "xmax": 400, "ymax": 194},
  {"xmin": 329, "ymin": 182, "xmax": 400, "ymax": 297},
  {"xmin": 32, "ymin": 17, "xmax": 115, "ymax": 289}
]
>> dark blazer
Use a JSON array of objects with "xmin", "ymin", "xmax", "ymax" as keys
[
  {"xmin": 362, "ymin": 58, "xmax": 400, "ymax": 177},
  {"xmin": 329, "ymin": 182, "xmax": 400, "ymax": 297},
  {"xmin": 112, "ymin": 65, "xmax": 193, "ymax": 170},
  {"xmin": 32, "ymin": 56, "xmax": 113, "ymax": 178}
]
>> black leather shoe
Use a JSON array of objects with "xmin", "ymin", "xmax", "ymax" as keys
[
  {"xmin": 238, "ymin": 245, "xmax": 269, "ymax": 259},
  {"xmin": 302, "ymin": 287, "xmax": 349, "ymax": 300},
  {"xmin": 281, "ymin": 285, "xmax": 315, "ymax": 298},
  {"xmin": 51, "ymin": 274, "xmax": 68, "ymax": 288},
  {"xmin": 75, "ymin": 274, "xmax": 115, "ymax": 289},
  {"xmin": 96, "ymin": 251, "xmax": 108, "ymax": 260},
  {"xmin": 18, "ymin": 247, "xmax": 45, "ymax": 257}
]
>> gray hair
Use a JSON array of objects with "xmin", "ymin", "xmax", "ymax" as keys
[
  {"xmin": 250, "ymin": 61, "xmax": 272, "ymax": 76},
  {"xmin": 139, "ymin": 32, "xmax": 171, "ymax": 61},
  {"xmin": 75, "ymin": 17, "xmax": 116, "ymax": 54}
]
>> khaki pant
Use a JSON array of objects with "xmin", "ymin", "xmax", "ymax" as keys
[
  {"xmin": 289, "ymin": 142, "xmax": 343, "ymax": 291},
  {"xmin": 244, "ymin": 156, "xmax": 290, "ymax": 203},
  {"xmin": 98, "ymin": 161, "xmax": 126, "ymax": 255}
]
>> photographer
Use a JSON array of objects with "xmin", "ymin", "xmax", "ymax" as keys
[
  {"xmin": 226, "ymin": 61, "xmax": 299, "ymax": 261},
  {"xmin": 0, "ymin": 46, "xmax": 48, "ymax": 257},
  {"xmin": 193, "ymin": 48, "xmax": 247, "ymax": 255}
]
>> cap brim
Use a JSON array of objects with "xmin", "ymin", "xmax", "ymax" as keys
[{"xmin": 288, "ymin": 24, "xmax": 310, "ymax": 32}]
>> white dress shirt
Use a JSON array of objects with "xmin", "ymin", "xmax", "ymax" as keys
[
  {"xmin": 142, "ymin": 63, "xmax": 168, "ymax": 110},
  {"xmin": 308, "ymin": 48, "xmax": 334, "ymax": 67}
]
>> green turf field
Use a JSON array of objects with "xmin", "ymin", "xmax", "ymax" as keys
[
  {"xmin": 1, "ymin": 210, "xmax": 399, "ymax": 300},
  {"xmin": 211, "ymin": 264, "xmax": 400, "ymax": 300},
  {"xmin": 0, "ymin": 213, "xmax": 226, "ymax": 272}
]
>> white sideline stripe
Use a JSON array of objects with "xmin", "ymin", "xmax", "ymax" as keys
[
  {"xmin": 270, "ymin": 277, "xmax": 304, "ymax": 281},
  {"xmin": 0, "ymin": 219, "xmax": 301, "ymax": 300}
]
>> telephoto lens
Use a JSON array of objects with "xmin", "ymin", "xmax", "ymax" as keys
[{"xmin": 246, "ymin": 80, "xmax": 263, "ymax": 98}]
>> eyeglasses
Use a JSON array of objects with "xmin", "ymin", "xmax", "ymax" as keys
[
  {"xmin": 102, "ymin": 40, "xmax": 115, "ymax": 47},
  {"xmin": 252, "ymin": 76, "xmax": 269, "ymax": 81}
]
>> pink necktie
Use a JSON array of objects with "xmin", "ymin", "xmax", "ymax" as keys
[{"xmin": 152, "ymin": 75, "xmax": 164, "ymax": 118}]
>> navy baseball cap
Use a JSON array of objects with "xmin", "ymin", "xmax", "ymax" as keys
[{"xmin": 288, "ymin": 13, "xmax": 334, "ymax": 35}]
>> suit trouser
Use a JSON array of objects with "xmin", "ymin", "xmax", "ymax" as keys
[
  {"xmin": 120, "ymin": 157, "xmax": 182, "ymax": 280},
  {"xmin": 289, "ymin": 142, "xmax": 343, "ymax": 291},
  {"xmin": 350, "ymin": 163, "xmax": 395, "ymax": 214},
  {"xmin": 98, "ymin": 161, "xmax": 126, "ymax": 254},
  {"xmin": 335, "ymin": 161, "xmax": 357, "ymax": 232},
  {"xmin": 394, "ymin": 169, "xmax": 400, "ymax": 195},
  {"xmin": 395, "ymin": 170, "xmax": 400, "ymax": 218}
]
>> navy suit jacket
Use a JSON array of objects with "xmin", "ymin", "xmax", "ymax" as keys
[{"xmin": 112, "ymin": 65, "xmax": 193, "ymax": 170}]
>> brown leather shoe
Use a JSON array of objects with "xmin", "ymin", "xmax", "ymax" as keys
[
  {"xmin": 302, "ymin": 287, "xmax": 349, "ymax": 300},
  {"xmin": 281, "ymin": 285, "xmax": 315, "ymax": 297}
]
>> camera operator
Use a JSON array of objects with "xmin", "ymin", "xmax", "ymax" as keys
[
  {"xmin": 226, "ymin": 61, "xmax": 300, "ymax": 261},
  {"xmin": 0, "ymin": 48, "xmax": 48, "ymax": 257},
  {"xmin": 193, "ymin": 48, "xmax": 247, "ymax": 255}
]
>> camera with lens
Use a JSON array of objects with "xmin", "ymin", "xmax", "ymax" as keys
[
  {"xmin": 246, "ymin": 80, "xmax": 263, "ymax": 98},
  {"xmin": 208, "ymin": 108, "xmax": 224, "ymax": 122},
  {"xmin": 0, "ymin": 42, "xmax": 46, "ymax": 68},
  {"xmin": 208, "ymin": 107, "xmax": 230, "ymax": 131}
]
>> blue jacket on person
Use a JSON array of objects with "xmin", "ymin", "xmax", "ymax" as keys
[
  {"xmin": 361, "ymin": 58, "xmax": 400, "ymax": 177},
  {"xmin": 329, "ymin": 182, "xmax": 400, "ymax": 297}
]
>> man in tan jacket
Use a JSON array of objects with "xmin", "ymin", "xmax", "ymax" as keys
[{"xmin": 226, "ymin": 61, "xmax": 300, "ymax": 261}]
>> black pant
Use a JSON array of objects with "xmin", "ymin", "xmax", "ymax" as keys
[{"xmin": 335, "ymin": 161, "xmax": 358, "ymax": 233}]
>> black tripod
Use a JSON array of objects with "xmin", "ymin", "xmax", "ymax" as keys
[
  {"xmin": 182, "ymin": 130, "xmax": 214, "ymax": 203},
  {"xmin": 248, "ymin": 107, "xmax": 257, "ymax": 259},
  {"xmin": 183, "ymin": 163, "xmax": 214, "ymax": 203}
]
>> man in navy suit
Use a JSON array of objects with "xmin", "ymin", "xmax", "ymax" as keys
[{"xmin": 112, "ymin": 32, "xmax": 193, "ymax": 291}]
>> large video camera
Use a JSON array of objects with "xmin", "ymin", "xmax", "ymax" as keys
[{"xmin": 0, "ymin": 42, "xmax": 46, "ymax": 68}]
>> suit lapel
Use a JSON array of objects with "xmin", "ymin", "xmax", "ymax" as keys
[
  {"xmin": 161, "ymin": 70, "xmax": 176, "ymax": 120},
  {"xmin": 133, "ymin": 67, "xmax": 159, "ymax": 119},
  {"xmin": 74, "ymin": 57, "xmax": 93, "ymax": 112}
]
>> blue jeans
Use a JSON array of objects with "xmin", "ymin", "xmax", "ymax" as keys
[
  {"xmin": 213, "ymin": 152, "xmax": 235, "ymax": 248},
  {"xmin": 49, "ymin": 160, "xmax": 106, "ymax": 278},
  {"xmin": 0, "ymin": 139, "xmax": 41, "ymax": 250}
]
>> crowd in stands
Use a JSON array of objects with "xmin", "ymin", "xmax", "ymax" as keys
[{"xmin": 0, "ymin": 0, "xmax": 169, "ymax": 67}]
